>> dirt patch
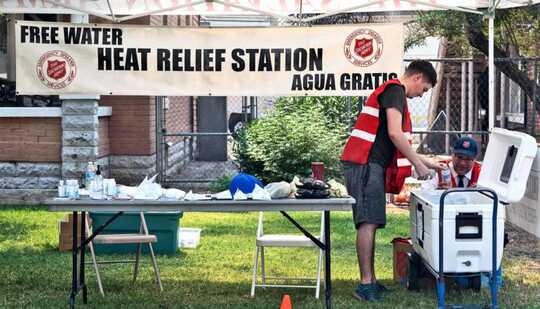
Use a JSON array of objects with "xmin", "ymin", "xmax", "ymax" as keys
[
  {"xmin": 504, "ymin": 223, "xmax": 540, "ymax": 271},
  {"xmin": 387, "ymin": 203, "xmax": 409, "ymax": 214}
]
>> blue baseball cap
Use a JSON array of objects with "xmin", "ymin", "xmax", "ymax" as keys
[
  {"xmin": 452, "ymin": 137, "xmax": 478, "ymax": 158},
  {"xmin": 229, "ymin": 172, "xmax": 263, "ymax": 195}
]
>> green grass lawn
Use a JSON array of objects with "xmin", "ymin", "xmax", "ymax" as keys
[{"xmin": 0, "ymin": 205, "xmax": 538, "ymax": 308}]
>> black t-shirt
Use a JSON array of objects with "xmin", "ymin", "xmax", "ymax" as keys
[{"xmin": 367, "ymin": 84, "xmax": 405, "ymax": 168}]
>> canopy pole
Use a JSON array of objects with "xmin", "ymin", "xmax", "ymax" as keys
[
  {"xmin": 117, "ymin": 0, "xmax": 209, "ymax": 23},
  {"xmin": 43, "ymin": 0, "xmax": 115, "ymax": 22},
  {"xmin": 205, "ymin": 0, "xmax": 298, "ymax": 23},
  {"xmin": 488, "ymin": 0, "xmax": 496, "ymax": 130},
  {"xmin": 302, "ymin": 0, "xmax": 383, "ymax": 22},
  {"xmin": 400, "ymin": 0, "xmax": 483, "ymax": 15}
]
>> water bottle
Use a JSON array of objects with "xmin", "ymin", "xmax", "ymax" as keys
[
  {"xmin": 58, "ymin": 180, "xmax": 66, "ymax": 198},
  {"xmin": 66, "ymin": 179, "xmax": 79, "ymax": 199},
  {"xmin": 94, "ymin": 165, "xmax": 104, "ymax": 200},
  {"xmin": 85, "ymin": 162, "xmax": 96, "ymax": 189},
  {"xmin": 441, "ymin": 168, "xmax": 452, "ymax": 187}
]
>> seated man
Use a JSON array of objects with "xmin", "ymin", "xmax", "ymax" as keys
[{"xmin": 422, "ymin": 136, "xmax": 481, "ymax": 190}]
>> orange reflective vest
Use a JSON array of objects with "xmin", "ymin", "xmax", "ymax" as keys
[{"xmin": 341, "ymin": 79, "xmax": 412, "ymax": 194}]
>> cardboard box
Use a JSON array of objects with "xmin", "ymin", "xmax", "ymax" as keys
[
  {"xmin": 58, "ymin": 214, "xmax": 91, "ymax": 252},
  {"xmin": 392, "ymin": 237, "xmax": 413, "ymax": 284}
]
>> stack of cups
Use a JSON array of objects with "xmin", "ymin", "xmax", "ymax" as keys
[
  {"xmin": 65, "ymin": 179, "xmax": 80, "ymax": 199},
  {"xmin": 104, "ymin": 179, "xmax": 117, "ymax": 198},
  {"xmin": 58, "ymin": 180, "xmax": 66, "ymax": 198}
]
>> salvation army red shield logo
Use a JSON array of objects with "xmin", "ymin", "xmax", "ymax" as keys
[
  {"xmin": 344, "ymin": 29, "xmax": 383, "ymax": 67},
  {"xmin": 47, "ymin": 60, "xmax": 66, "ymax": 80},
  {"xmin": 36, "ymin": 50, "xmax": 76, "ymax": 89},
  {"xmin": 354, "ymin": 38, "xmax": 373, "ymax": 58}
]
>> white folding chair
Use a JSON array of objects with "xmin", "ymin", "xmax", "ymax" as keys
[
  {"xmin": 84, "ymin": 212, "xmax": 163, "ymax": 296},
  {"xmin": 250, "ymin": 211, "xmax": 324, "ymax": 298}
]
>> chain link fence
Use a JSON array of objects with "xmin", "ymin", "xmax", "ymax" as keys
[
  {"xmin": 157, "ymin": 58, "xmax": 539, "ymax": 186},
  {"xmin": 406, "ymin": 59, "xmax": 490, "ymax": 157},
  {"xmin": 489, "ymin": 58, "xmax": 539, "ymax": 137},
  {"xmin": 157, "ymin": 95, "xmax": 261, "ymax": 187},
  {"xmin": 403, "ymin": 58, "xmax": 539, "ymax": 158}
]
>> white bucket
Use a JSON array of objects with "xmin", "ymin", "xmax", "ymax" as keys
[{"xmin": 178, "ymin": 228, "xmax": 202, "ymax": 248}]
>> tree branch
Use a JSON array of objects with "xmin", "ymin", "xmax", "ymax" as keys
[{"xmin": 465, "ymin": 14, "xmax": 540, "ymax": 115}]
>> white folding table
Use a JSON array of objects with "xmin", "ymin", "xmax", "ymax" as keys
[{"xmin": 47, "ymin": 197, "xmax": 355, "ymax": 309}]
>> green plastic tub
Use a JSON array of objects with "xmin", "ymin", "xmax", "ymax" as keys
[{"xmin": 89, "ymin": 212, "xmax": 182, "ymax": 255}]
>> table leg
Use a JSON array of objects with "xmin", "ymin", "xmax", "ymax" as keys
[
  {"xmin": 280, "ymin": 210, "xmax": 332, "ymax": 308},
  {"xmin": 81, "ymin": 211, "xmax": 87, "ymax": 304},
  {"xmin": 69, "ymin": 211, "xmax": 78, "ymax": 309},
  {"xmin": 324, "ymin": 210, "xmax": 331, "ymax": 309},
  {"xmin": 65, "ymin": 210, "xmax": 124, "ymax": 308}
]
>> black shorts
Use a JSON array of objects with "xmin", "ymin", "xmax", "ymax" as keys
[{"xmin": 343, "ymin": 161, "xmax": 387, "ymax": 229}]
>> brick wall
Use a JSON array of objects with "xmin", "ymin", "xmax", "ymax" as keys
[
  {"xmin": 166, "ymin": 96, "xmax": 192, "ymax": 144},
  {"xmin": 100, "ymin": 96, "xmax": 155, "ymax": 155},
  {"xmin": 0, "ymin": 118, "xmax": 61, "ymax": 162},
  {"xmin": 98, "ymin": 117, "xmax": 110, "ymax": 157}
]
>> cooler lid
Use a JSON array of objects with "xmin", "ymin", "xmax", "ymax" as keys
[
  {"xmin": 411, "ymin": 189, "xmax": 505, "ymax": 219},
  {"xmin": 478, "ymin": 128, "xmax": 537, "ymax": 203},
  {"xmin": 413, "ymin": 189, "xmax": 494, "ymax": 206}
]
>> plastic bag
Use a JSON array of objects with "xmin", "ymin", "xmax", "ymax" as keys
[
  {"xmin": 233, "ymin": 189, "xmax": 248, "ymax": 200},
  {"xmin": 184, "ymin": 190, "xmax": 212, "ymax": 201},
  {"xmin": 252, "ymin": 184, "xmax": 271, "ymax": 200},
  {"xmin": 264, "ymin": 182, "xmax": 291, "ymax": 199},
  {"xmin": 134, "ymin": 175, "xmax": 163, "ymax": 200},
  {"xmin": 212, "ymin": 190, "xmax": 233, "ymax": 200},
  {"xmin": 163, "ymin": 188, "xmax": 186, "ymax": 200},
  {"xmin": 134, "ymin": 182, "xmax": 162, "ymax": 200},
  {"xmin": 327, "ymin": 179, "xmax": 348, "ymax": 198},
  {"xmin": 289, "ymin": 176, "xmax": 301, "ymax": 197}
]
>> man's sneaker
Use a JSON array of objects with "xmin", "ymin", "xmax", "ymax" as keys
[
  {"xmin": 375, "ymin": 281, "xmax": 389, "ymax": 293},
  {"xmin": 353, "ymin": 283, "xmax": 381, "ymax": 302}
]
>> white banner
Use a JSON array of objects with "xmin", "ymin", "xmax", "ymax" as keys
[{"xmin": 15, "ymin": 21, "xmax": 403, "ymax": 96}]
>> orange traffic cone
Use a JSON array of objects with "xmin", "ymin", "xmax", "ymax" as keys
[{"xmin": 280, "ymin": 294, "xmax": 292, "ymax": 309}]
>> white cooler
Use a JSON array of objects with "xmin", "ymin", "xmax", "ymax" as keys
[
  {"xmin": 411, "ymin": 190, "xmax": 505, "ymax": 272},
  {"xmin": 410, "ymin": 128, "xmax": 537, "ymax": 273}
]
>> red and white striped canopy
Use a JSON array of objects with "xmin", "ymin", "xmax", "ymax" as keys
[{"xmin": 1, "ymin": 0, "xmax": 539, "ymax": 22}]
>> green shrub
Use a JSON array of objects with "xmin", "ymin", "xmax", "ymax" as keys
[
  {"xmin": 208, "ymin": 175, "xmax": 233, "ymax": 193},
  {"xmin": 233, "ymin": 100, "xmax": 349, "ymax": 183},
  {"xmin": 273, "ymin": 96, "xmax": 359, "ymax": 131}
]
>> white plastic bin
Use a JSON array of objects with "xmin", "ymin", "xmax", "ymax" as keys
[{"xmin": 178, "ymin": 228, "xmax": 202, "ymax": 248}]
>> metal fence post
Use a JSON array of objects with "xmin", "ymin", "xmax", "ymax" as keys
[
  {"xmin": 461, "ymin": 61, "xmax": 467, "ymax": 131},
  {"xmin": 500, "ymin": 72, "xmax": 506, "ymax": 129},
  {"xmin": 445, "ymin": 78, "xmax": 450, "ymax": 154},
  {"xmin": 468, "ymin": 61, "xmax": 474, "ymax": 133},
  {"xmin": 189, "ymin": 96, "xmax": 195, "ymax": 161},
  {"xmin": 533, "ymin": 61, "xmax": 538, "ymax": 137},
  {"xmin": 250, "ymin": 96, "xmax": 255, "ymax": 119},
  {"xmin": 155, "ymin": 96, "xmax": 163, "ymax": 183}
]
